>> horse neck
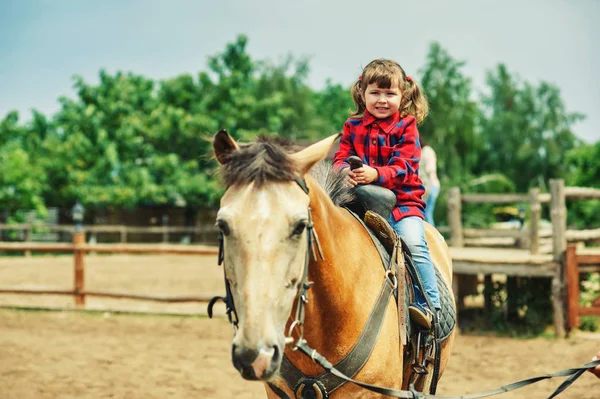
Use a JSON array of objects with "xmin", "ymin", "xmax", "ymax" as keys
[{"xmin": 296, "ymin": 177, "xmax": 387, "ymax": 360}]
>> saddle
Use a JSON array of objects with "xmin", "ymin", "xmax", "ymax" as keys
[{"xmin": 347, "ymin": 170, "xmax": 456, "ymax": 394}]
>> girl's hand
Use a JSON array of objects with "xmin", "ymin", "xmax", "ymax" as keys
[
  {"xmin": 353, "ymin": 165, "xmax": 379, "ymax": 185},
  {"xmin": 342, "ymin": 168, "xmax": 358, "ymax": 186}
]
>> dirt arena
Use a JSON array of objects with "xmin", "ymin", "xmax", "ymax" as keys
[{"xmin": 0, "ymin": 254, "xmax": 598, "ymax": 398}]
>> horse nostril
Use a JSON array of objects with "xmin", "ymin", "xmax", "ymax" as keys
[
  {"xmin": 271, "ymin": 344, "xmax": 281, "ymax": 365},
  {"xmin": 232, "ymin": 344, "xmax": 280, "ymax": 380},
  {"xmin": 232, "ymin": 344, "xmax": 259, "ymax": 376}
]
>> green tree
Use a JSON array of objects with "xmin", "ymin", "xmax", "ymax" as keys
[
  {"xmin": 45, "ymin": 69, "xmax": 220, "ymax": 211},
  {"xmin": 2, "ymin": 34, "xmax": 596, "ymax": 235},
  {"xmin": 312, "ymin": 79, "xmax": 354, "ymax": 135},
  {"xmin": 565, "ymin": 142, "xmax": 600, "ymax": 228},
  {"xmin": 480, "ymin": 64, "xmax": 583, "ymax": 191},
  {"xmin": 418, "ymin": 42, "xmax": 483, "ymax": 185},
  {"xmin": 199, "ymin": 35, "xmax": 323, "ymax": 140},
  {"xmin": 417, "ymin": 43, "xmax": 484, "ymax": 226},
  {"xmin": 0, "ymin": 111, "xmax": 48, "ymax": 218}
]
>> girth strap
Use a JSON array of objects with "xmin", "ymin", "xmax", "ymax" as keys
[{"xmin": 280, "ymin": 273, "xmax": 396, "ymax": 394}]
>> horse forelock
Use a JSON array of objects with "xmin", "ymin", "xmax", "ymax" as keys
[{"xmin": 219, "ymin": 135, "xmax": 354, "ymax": 207}]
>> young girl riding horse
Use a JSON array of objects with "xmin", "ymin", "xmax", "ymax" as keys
[{"xmin": 333, "ymin": 59, "xmax": 440, "ymax": 329}]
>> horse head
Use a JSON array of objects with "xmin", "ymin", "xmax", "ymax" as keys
[{"xmin": 213, "ymin": 130, "xmax": 340, "ymax": 381}]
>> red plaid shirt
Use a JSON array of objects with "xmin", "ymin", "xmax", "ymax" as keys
[{"xmin": 333, "ymin": 111, "xmax": 425, "ymax": 221}]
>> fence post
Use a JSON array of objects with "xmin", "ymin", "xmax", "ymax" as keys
[
  {"xmin": 447, "ymin": 187, "xmax": 463, "ymax": 248},
  {"xmin": 24, "ymin": 223, "xmax": 32, "ymax": 257},
  {"xmin": 528, "ymin": 188, "xmax": 540, "ymax": 255},
  {"xmin": 551, "ymin": 179, "xmax": 567, "ymax": 260},
  {"xmin": 71, "ymin": 202, "xmax": 86, "ymax": 307},
  {"xmin": 73, "ymin": 231, "xmax": 86, "ymax": 306},
  {"xmin": 120, "ymin": 226, "xmax": 127, "ymax": 243},
  {"xmin": 550, "ymin": 179, "xmax": 566, "ymax": 338},
  {"xmin": 447, "ymin": 186, "xmax": 465, "ymax": 312},
  {"xmin": 565, "ymin": 244, "xmax": 579, "ymax": 330},
  {"xmin": 162, "ymin": 215, "xmax": 169, "ymax": 244}
]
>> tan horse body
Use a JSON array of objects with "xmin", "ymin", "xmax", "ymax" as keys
[{"xmin": 213, "ymin": 132, "xmax": 455, "ymax": 398}]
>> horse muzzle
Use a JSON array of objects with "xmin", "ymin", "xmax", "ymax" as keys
[{"xmin": 232, "ymin": 343, "xmax": 281, "ymax": 380}]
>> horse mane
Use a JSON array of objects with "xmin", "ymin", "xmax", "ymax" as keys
[
  {"xmin": 220, "ymin": 135, "xmax": 354, "ymax": 207},
  {"xmin": 309, "ymin": 160, "xmax": 355, "ymax": 207}
]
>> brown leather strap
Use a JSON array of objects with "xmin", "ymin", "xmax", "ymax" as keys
[{"xmin": 396, "ymin": 239, "xmax": 407, "ymax": 346}]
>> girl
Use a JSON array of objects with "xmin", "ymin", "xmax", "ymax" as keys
[{"xmin": 333, "ymin": 58, "xmax": 440, "ymax": 329}]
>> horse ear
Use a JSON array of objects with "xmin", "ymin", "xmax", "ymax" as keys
[
  {"xmin": 289, "ymin": 133, "xmax": 341, "ymax": 174},
  {"xmin": 213, "ymin": 129, "xmax": 239, "ymax": 165}
]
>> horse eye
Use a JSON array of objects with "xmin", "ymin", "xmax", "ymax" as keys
[
  {"xmin": 291, "ymin": 220, "xmax": 307, "ymax": 237},
  {"xmin": 216, "ymin": 219, "xmax": 230, "ymax": 236}
]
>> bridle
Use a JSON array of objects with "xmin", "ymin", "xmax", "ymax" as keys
[
  {"xmin": 207, "ymin": 177, "xmax": 321, "ymax": 344},
  {"xmin": 283, "ymin": 178, "xmax": 325, "ymax": 349}
]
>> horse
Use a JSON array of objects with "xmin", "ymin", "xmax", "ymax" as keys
[{"xmin": 211, "ymin": 130, "xmax": 456, "ymax": 398}]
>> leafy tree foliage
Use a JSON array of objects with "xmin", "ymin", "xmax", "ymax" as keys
[
  {"xmin": 479, "ymin": 65, "xmax": 583, "ymax": 192},
  {"xmin": 0, "ymin": 111, "xmax": 47, "ymax": 218},
  {"xmin": 418, "ymin": 42, "xmax": 483, "ymax": 184},
  {"xmin": 312, "ymin": 79, "xmax": 354, "ymax": 135},
  {"xmin": 564, "ymin": 142, "xmax": 600, "ymax": 227},
  {"xmin": 0, "ymin": 35, "xmax": 596, "ymax": 232}
]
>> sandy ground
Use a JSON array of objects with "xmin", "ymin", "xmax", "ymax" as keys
[{"xmin": 0, "ymin": 254, "xmax": 598, "ymax": 399}]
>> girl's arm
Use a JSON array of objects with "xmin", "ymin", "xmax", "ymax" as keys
[{"xmin": 332, "ymin": 121, "xmax": 357, "ymax": 170}]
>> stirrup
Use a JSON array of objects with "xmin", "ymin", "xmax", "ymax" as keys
[{"xmin": 411, "ymin": 329, "xmax": 434, "ymax": 375}]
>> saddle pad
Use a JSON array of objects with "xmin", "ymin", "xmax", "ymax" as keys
[{"xmin": 434, "ymin": 266, "xmax": 456, "ymax": 341}]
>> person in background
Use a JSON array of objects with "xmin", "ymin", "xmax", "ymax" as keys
[{"xmin": 419, "ymin": 139, "xmax": 440, "ymax": 227}]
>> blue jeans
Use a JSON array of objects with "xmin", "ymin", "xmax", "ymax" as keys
[
  {"xmin": 389, "ymin": 216, "xmax": 441, "ymax": 310},
  {"xmin": 424, "ymin": 185, "xmax": 440, "ymax": 227}
]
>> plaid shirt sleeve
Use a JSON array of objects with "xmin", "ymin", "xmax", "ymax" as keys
[
  {"xmin": 373, "ymin": 116, "xmax": 421, "ymax": 188},
  {"xmin": 332, "ymin": 119, "xmax": 361, "ymax": 170}
]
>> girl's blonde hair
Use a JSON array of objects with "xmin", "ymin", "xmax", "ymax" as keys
[{"xmin": 350, "ymin": 58, "xmax": 429, "ymax": 124}]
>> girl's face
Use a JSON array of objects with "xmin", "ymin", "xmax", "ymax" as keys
[{"xmin": 361, "ymin": 82, "xmax": 402, "ymax": 119}]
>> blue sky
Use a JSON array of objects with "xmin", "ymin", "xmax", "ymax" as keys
[{"xmin": 1, "ymin": 0, "xmax": 598, "ymax": 142}]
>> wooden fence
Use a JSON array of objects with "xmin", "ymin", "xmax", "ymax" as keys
[
  {"xmin": 565, "ymin": 244, "xmax": 600, "ymax": 329},
  {"xmin": 446, "ymin": 179, "xmax": 600, "ymax": 337},
  {"xmin": 447, "ymin": 180, "xmax": 600, "ymax": 254},
  {"xmin": 0, "ymin": 232, "xmax": 219, "ymax": 306}
]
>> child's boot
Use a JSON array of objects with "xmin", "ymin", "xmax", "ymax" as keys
[{"xmin": 409, "ymin": 303, "xmax": 433, "ymax": 329}]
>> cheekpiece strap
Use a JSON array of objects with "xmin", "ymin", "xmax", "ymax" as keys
[{"xmin": 294, "ymin": 178, "xmax": 309, "ymax": 194}]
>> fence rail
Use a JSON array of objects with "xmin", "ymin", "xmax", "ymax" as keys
[
  {"xmin": 0, "ymin": 242, "xmax": 219, "ymax": 255},
  {"xmin": 0, "ymin": 237, "xmax": 219, "ymax": 306},
  {"xmin": 0, "ymin": 287, "xmax": 215, "ymax": 304},
  {"xmin": 447, "ymin": 180, "xmax": 600, "ymax": 256},
  {"xmin": 0, "ymin": 223, "xmax": 219, "ymax": 246}
]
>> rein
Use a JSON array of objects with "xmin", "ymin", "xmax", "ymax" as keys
[
  {"xmin": 208, "ymin": 176, "xmax": 598, "ymax": 399},
  {"xmin": 291, "ymin": 340, "xmax": 600, "ymax": 399}
]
